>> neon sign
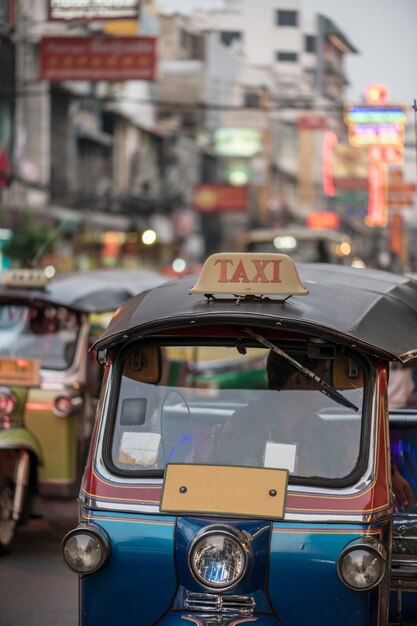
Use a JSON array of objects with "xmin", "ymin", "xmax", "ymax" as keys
[
  {"xmin": 348, "ymin": 124, "xmax": 404, "ymax": 148},
  {"xmin": 367, "ymin": 163, "xmax": 388, "ymax": 227},
  {"xmin": 322, "ymin": 131, "xmax": 338, "ymax": 196},
  {"xmin": 365, "ymin": 83, "xmax": 390, "ymax": 105},
  {"xmin": 344, "ymin": 106, "xmax": 407, "ymax": 125}
]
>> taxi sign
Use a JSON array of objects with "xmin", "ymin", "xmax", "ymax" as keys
[
  {"xmin": 2, "ymin": 269, "xmax": 51, "ymax": 289},
  {"xmin": 190, "ymin": 253, "xmax": 308, "ymax": 297}
]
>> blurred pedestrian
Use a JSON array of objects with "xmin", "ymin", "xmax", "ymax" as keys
[{"xmin": 388, "ymin": 362, "xmax": 414, "ymax": 409}]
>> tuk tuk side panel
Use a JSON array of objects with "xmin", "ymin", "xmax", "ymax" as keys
[
  {"xmin": 79, "ymin": 511, "xmax": 177, "ymax": 626},
  {"xmin": 24, "ymin": 389, "xmax": 77, "ymax": 487},
  {"xmin": 269, "ymin": 523, "xmax": 389, "ymax": 625},
  {"xmin": 389, "ymin": 410, "xmax": 417, "ymax": 625},
  {"xmin": 389, "ymin": 588, "xmax": 417, "ymax": 625}
]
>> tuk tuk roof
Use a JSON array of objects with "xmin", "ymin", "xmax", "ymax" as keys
[
  {"xmin": 94, "ymin": 262, "xmax": 417, "ymax": 363},
  {"xmin": 0, "ymin": 269, "xmax": 166, "ymax": 313}
]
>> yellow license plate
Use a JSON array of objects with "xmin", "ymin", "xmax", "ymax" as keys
[
  {"xmin": 0, "ymin": 357, "xmax": 40, "ymax": 386},
  {"xmin": 160, "ymin": 463, "xmax": 288, "ymax": 520}
]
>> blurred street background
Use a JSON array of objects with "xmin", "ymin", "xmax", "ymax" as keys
[
  {"xmin": 0, "ymin": 0, "xmax": 416, "ymax": 275},
  {"xmin": 0, "ymin": 497, "xmax": 78, "ymax": 626}
]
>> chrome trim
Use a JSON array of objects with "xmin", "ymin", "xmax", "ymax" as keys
[
  {"xmin": 391, "ymin": 556, "xmax": 417, "ymax": 580},
  {"xmin": 184, "ymin": 592, "xmax": 256, "ymax": 615},
  {"xmin": 12, "ymin": 449, "xmax": 30, "ymax": 521},
  {"xmin": 79, "ymin": 492, "xmax": 392, "ymax": 524}
]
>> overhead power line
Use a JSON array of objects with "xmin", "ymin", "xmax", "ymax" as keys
[{"xmin": 0, "ymin": 87, "xmax": 346, "ymax": 112}]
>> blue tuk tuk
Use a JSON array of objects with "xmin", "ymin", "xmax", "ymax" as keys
[{"xmin": 62, "ymin": 253, "xmax": 417, "ymax": 625}]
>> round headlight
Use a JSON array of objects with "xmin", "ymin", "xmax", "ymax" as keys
[
  {"xmin": 338, "ymin": 539, "xmax": 386, "ymax": 591},
  {"xmin": 62, "ymin": 524, "xmax": 110, "ymax": 575},
  {"xmin": 0, "ymin": 387, "xmax": 16, "ymax": 416},
  {"xmin": 53, "ymin": 394, "xmax": 82, "ymax": 418},
  {"xmin": 189, "ymin": 527, "xmax": 250, "ymax": 589}
]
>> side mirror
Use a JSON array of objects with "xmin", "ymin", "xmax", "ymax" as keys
[
  {"xmin": 97, "ymin": 349, "xmax": 107, "ymax": 366},
  {"xmin": 332, "ymin": 355, "xmax": 363, "ymax": 389},
  {"xmin": 123, "ymin": 346, "xmax": 161, "ymax": 383}
]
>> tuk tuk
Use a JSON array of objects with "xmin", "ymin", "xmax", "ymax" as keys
[
  {"xmin": 63, "ymin": 253, "xmax": 417, "ymax": 625},
  {"xmin": 0, "ymin": 267, "xmax": 165, "ymax": 553},
  {"xmin": 242, "ymin": 226, "xmax": 353, "ymax": 264}
]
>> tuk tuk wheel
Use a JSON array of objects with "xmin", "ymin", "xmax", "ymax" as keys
[{"xmin": 0, "ymin": 475, "xmax": 16, "ymax": 555}]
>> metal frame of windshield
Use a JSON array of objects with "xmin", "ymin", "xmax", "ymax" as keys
[{"xmin": 102, "ymin": 336, "xmax": 374, "ymax": 489}]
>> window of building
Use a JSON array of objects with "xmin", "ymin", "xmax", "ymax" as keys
[
  {"xmin": 276, "ymin": 51, "xmax": 298, "ymax": 63},
  {"xmin": 244, "ymin": 92, "xmax": 261, "ymax": 108},
  {"xmin": 276, "ymin": 10, "xmax": 298, "ymax": 27},
  {"xmin": 180, "ymin": 28, "xmax": 190, "ymax": 49},
  {"xmin": 305, "ymin": 35, "xmax": 316, "ymax": 53},
  {"xmin": 220, "ymin": 31, "xmax": 242, "ymax": 47}
]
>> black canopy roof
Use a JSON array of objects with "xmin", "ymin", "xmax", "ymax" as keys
[
  {"xmin": 94, "ymin": 263, "xmax": 417, "ymax": 363},
  {"xmin": 0, "ymin": 269, "xmax": 166, "ymax": 313}
]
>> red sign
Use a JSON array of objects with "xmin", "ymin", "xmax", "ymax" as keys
[
  {"xmin": 48, "ymin": 1, "xmax": 140, "ymax": 21},
  {"xmin": 369, "ymin": 145, "xmax": 403, "ymax": 163},
  {"xmin": 334, "ymin": 178, "xmax": 368, "ymax": 191},
  {"xmin": 0, "ymin": 147, "xmax": 10, "ymax": 189},
  {"xmin": 193, "ymin": 185, "xmax": 248, "ymax": 213},
  {"xmin": 388, "ymin": 183, "xmax": 417, "ymax": 193},
  {"xmin": 306, "ymin": 212, "xmax": 340, "ymax": 230},
  {"xmin": 390, "ymin": 213, "xmax": 404, "ymax": 255},
  {"xmin": 39, "ymin": 36, "xmax": 156, "ymax": 81},
  {"xmin": 388, "ymin": 197, "xmax": 414, "ymax": 208},
  {"xmin": 297, "ymin": 115, "xmax": 327, "ymax": 130}
]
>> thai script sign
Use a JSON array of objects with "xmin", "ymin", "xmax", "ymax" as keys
[
  {"xmin": 39, "ymin": 36, "xmax": 156, "ymax": 81},
  {"xmin": 193, "ymin": 184, "xmax": 248, "ymax": 212},
  {"xmin": 48, "ymin": 0, "xmax": 140, "ymax": 21}
]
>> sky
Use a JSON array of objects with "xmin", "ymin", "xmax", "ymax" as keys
[
  {"xmin": 301, "ymin": 0, "xmax": 417, "ymax": 103},
  {"xmin": 156, "ymin": 0, "xmax": 417, "ymax": 104}
]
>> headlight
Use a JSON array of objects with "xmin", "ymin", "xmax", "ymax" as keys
[
  {"xmin": 337, "ymin": 537, "xmax": 386, "ymax": 590},
  {"xmin": 53, "ymin": 394, "xmax": 82, "ymax": 418},
  {"xmin": 62, "ymin": 524, "xmax": 111, "ymax": 574},
  {"xmin": 0, "ymin": 387, "xmax": 16, "ymax": 416},
  {"xmin": 189, "ymin": 526, "xmax": 251, "ymax": 589}
]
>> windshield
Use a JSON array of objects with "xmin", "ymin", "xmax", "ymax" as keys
[
  {"xmin": 109, "ymin": 342, "xmax": 367, "ymax": 484},
  {"xmin": 0, "ymin": 304, "xmax": 81, "ymax": 370}
]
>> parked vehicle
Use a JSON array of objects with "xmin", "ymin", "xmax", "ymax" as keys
[
  {"xmin": 0, "ymin": 267, "xmax": 165, "ymax": 553},
  {"xmin": 242, "ymin": 226, "xmax": 353, "ymax": 263},
  {"xmin": 63, "ymin": 254, "xmax": 417, "ymax": 625}
]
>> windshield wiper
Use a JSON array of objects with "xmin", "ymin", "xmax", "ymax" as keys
[{"xmin": 244, "ymin": 328, "xmax": 359, "ymax": 412}]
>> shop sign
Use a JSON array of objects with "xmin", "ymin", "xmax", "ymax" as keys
[
  {"xmin": 367, "ymin": 163, "xmax": 388, "ymax": 227},
  {"xmin": 388, "ymin": 183, "xmax": 417, "ymax": 193},
  {"xmin": 389, "ymin": 213, "xmax": 404, "ymax": 256},
  {"xmin": 193, "ymin": 184, "xmax": 248, "ymax": 213},
  {"xmin": 344, "ymin": 105, "xmax": 407, "ymax": 126},
  {"xmin": 306, "ymin": 211, "xmax": 340, "ymax": 229},
  {"xmin": 388, "ymin": 197, "xmax": 414, "ymax": 208},
  {"xmin": 297, "ymin": 114, "xmax": 327, "ymax": 130},
  {"xmin": 39, "ymin": 36, "xmax": 156, "ymax": 81},
  {"xmin": 213, "ymin": 129, "xmax": 263, "ymax": 158},
  {"xmin": 348, "ymin": 124, "xmax": 404, "ymax": 147},
  {"xmin": 368, "ymin": 145, "xmax": 403, "ymax": 163},
  {"xmin": 334, "ymin": 178, "xmax": 368, "ymax": 191},
  {"xmin": 48, "ymin": 0, "xmax": 140, "ymax": 21}
]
